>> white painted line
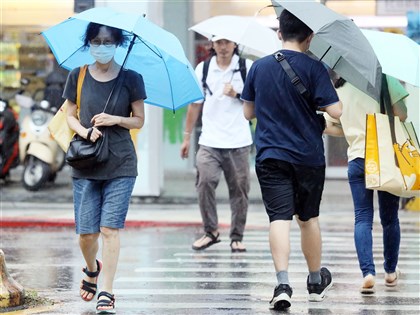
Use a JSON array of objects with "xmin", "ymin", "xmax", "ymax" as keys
[
  {"xmin": 113, "ymin": 288, "xmax": 420, "ymax": 298},
  {"xmin": 155, "ymin": 258, "xmax": 420, "ymax": 265},
  {"xmin": 116, "ymin": 276, "xmax": 420, "ymax": 285},
  {"xmin": 112, "ymin": 301, "xmax": 420, "ymax": 312},
  {"xmin": 173, "ymin": 252, "xmax": 419, "ymax": 259},
  {"xmin": 133, "ymin": 266, "xmax": 420, "ymax": 273}
]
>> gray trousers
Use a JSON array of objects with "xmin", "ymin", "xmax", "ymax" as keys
[{"xmin": 195, "ymin": 145, "xmax": 250, "ymax": 241}]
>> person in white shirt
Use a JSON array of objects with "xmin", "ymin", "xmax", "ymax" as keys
[{"xmin": 180, "ymin": 36, "xmax": 253, "ymax": 252}]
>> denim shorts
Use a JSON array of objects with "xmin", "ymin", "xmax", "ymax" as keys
[
  {"xmin": 255, "ymin": 159, "xmax": 325, "ymax": 222},
  {"xmin": 73, "ymin": 176, "xmax": 136, "ymax": 234}
]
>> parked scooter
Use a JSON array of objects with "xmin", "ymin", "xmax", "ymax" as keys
[
  {"xmin": 18, "ymin": 91, "xmax": 65, "ymax": 191},
  {"xmin": 0, "ymin": 79, "xmax": 31, "ymax": 183},
  {"xmin": 0, "ymin": 97, "xmax": 20, "ymax": 182}
]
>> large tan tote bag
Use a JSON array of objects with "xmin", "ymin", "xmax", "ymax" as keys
[
  {"xmin": 48, "ymin": 65, "xmax": 87, "ymax": 152},
  {"xmin": 365, "ymin": 76, "xmax": 420, "ymax": 197}
]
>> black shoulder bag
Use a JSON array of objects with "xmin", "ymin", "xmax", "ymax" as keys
[
  {"xmin": 273, "ymin": 51, "xmax": 326, "ymax": 131},
  {"xmin": 66, "ymin": 69, "xmax": 126, "ymax": 170}
]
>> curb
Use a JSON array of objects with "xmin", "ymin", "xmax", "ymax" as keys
[
  {"xmin": 0, "ymin": 219, "xmax": 260, "ymax": 229},
  {"xmin": 0, "ymin": 218, "xmax": 244, "ymax": 229},
  {"xmin": 0, "ymin": 218, "xmax": 203, "ymax": 228},
  {"xmin": 0, "ymin": 218, "xmax": 74, "ymax": 228}
]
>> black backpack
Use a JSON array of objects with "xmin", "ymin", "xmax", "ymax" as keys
[{"xmin": 202, "ymin": 56, "xmax": 247, "ymax": 96}]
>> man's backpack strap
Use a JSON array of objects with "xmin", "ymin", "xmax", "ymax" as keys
[
  {"xmin": 202, "ymin": 59, "xmax": 213, "ymax": 96},
  {"xmin": 202, "ymin": 56, "xmax": 248, "ymax": 98},
  {"xmin": 238, "ymin": 57, "xmax": 247, "ymax": 84}
]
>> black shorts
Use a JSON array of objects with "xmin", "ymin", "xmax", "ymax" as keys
[{"xmin": 255, "ymin": 159, "xmax": 325, "ymax": 222}]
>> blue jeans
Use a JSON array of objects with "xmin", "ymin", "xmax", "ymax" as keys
[{"xmin": 348, "ymin": 158, "xmax": 400, "ymax": 277}]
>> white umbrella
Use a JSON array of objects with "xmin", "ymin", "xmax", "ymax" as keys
[
  {"xmin": 272, "ymin": 0, "xmax": 382, "ymax": 101},
  {"xmin": 189, "ymin": 15, "xmax": 282, "ymax": 58}
]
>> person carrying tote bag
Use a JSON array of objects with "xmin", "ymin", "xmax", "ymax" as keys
[
  {"xmin": 62, "ymin": 23, "xmax": 146, "ymax": 314},
  {"xmin": 365, "ymin": 76, "xmax": 420, "ymax": 197},
  {"xmin": 324, "ymin": 74, "xmax": 408, "ymax": 295}
]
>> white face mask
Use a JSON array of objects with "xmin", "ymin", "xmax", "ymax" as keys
[{"xmin": 89, "ymin": 45, "xmax": 116, "ymax": 64}]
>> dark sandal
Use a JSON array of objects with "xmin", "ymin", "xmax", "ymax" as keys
[
  {"xmin": 192, "ymin": 232, "xmax": 221, "ymax": 250},
  {"xmin": 230, "ymin": 240, "xmax": 246, "ymax": 253},
  {"xmin": 96, "ymin": 291, "xmax": 116, "ymax": 314},
  {"xmin": 80, "ymin": 259, "xmax": 102, "ymax": 302}
]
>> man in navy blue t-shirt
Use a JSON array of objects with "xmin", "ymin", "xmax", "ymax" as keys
[{"xmin": 242, "ymin": 9, "xmax": 342, "ymax": 310}]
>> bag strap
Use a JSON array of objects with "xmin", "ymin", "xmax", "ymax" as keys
[
  {"xmin": 76, "ymin": 65, "xmax": 88, "ymax": 111},
  {"xmin": 102, "ymin": 69, "xmax": 126, "ymax": 115},
  {"xmin": 75, "ymin": 64, "xmax": 124, "ymax": 118},
  {"xmin": 380, "ymin": 75, "xmax": 397, "ymax": 144},
  {"xmin": 273, "ymin": 51, "xmax": 312, "ymax": 107},
  {"xmin": 380, "ymin": 74, "xmax": 402, "ymax": 168}
]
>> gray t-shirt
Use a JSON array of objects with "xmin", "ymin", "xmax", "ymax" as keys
[{"xmin": 63, "ymin": 67, "xmax": 146, "ymax": 179}]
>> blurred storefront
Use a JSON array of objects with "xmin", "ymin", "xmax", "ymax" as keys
[{"xmin": 1, "ymin": 1, "xmax": 74, "ymax": 112}]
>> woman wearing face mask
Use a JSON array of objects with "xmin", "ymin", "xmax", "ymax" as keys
[{"xmin": 62, "ymin": 22, "xmax": 146, "ymax": 314}]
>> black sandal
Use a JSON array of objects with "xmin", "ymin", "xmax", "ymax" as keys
[
  {"xmin": 192, "ymin": 232, "xmax": 221, "ymax": 250},
  {"xmin": 80, "ymin": 259, "xmax": 102, "ymax": 302},
  {"xmin": 230, "ymin": 240, "xmax": 247, "ymax": 253},
  {"xmin": 96, "ymin": 291, "xmax": 115, "ymax": 314}
]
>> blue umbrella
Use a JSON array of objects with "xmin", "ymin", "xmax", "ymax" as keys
[{"xmin": 42, "ymin": 7, "xmax": 204, "ymax": 111}]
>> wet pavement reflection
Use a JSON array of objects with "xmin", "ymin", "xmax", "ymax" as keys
[{"xmin": 1, "ymin": 221, "xmax": 419, "ymax": 315}]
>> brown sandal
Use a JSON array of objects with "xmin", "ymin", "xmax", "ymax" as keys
[{"xmin": 192, "ymin": 232, "xmax": 221, "ymax": 250}]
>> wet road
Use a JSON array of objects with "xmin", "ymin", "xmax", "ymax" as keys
[{"xmin": 2, "ymin": 210, "xmax": 419, "ymax": 315}]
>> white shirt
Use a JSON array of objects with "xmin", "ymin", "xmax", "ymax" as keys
[{"xmin": 194, "ymin": 54, "xmax": 253, "ymax": 149}]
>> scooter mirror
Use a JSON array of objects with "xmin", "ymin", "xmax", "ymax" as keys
[
  {"xmin": 40, "ymin": 100, "xmax": 50, "ymax": 109},
  {"xmin": 20, "ymin": 78, "xmax": 30, "ymax": 86},
  {"xmin": 0, "ymin": 100, "xmax": 7, "ymax": 112}
]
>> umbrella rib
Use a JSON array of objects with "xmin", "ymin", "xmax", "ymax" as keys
[
  {"xmin": 319, "ymin": 46, "xmax": 332, "ymax": 62},
  {"xmin": 136, "ymin": 37, "xmax": 174, "ymax": 111},
  {"xmin": 162, "ymin": 58, "xmax": 175, "ymax": 114},
  {"xmin": 332, "ymin": 56, "xmax": 342, "ymax": 70},
  {"xmin": 159, "ymin": 50, "xmax": 175, "ymax": 112},
  {"xmin": 59, "ymin": 45, "xmax": 85, "ymax": 68},
  {"xmin": 138, "ymin": 37, "xmax": 163, "ymax": 58}
]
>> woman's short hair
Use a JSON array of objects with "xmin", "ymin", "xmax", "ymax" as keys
[
  {"xmin": 82, "ymin": 22, "xmax": 127, "ymax": 49},
  {"xmin": 279, "ymin": 10, "xmax": 313, "ymax": 43}
]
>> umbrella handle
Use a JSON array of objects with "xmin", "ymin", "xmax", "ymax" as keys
[
  {"xmin": 102, "ymin": 35, "xmax": 137, "ymax": 114},
  {"xmin": 121, "ymin": 34, "xmax": 137, "ymax": 68}
]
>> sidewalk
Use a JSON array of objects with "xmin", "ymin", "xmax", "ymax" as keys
[{"xmin": 1, "ymin": 166, "xmax": 354, "ymax": 228}]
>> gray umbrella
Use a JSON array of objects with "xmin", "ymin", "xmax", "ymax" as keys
[{"xmin": 271, "ymin": 0, "xmax": 382, "ymax": 101}]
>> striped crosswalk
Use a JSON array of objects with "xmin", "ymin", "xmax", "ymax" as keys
[{"xmin": 114, "ymin": 212, "xmax": 420, "ymax": 315}]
